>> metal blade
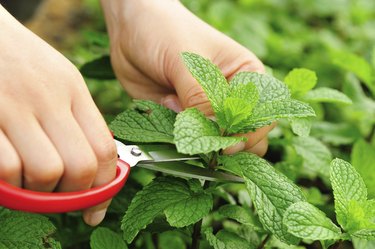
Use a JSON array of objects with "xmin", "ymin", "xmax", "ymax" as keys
[
  {"xmin": 137, "ymin": 161, "xmax": 244, "ymax": 183},
  {"xmin": 137, "ymin": 144, "xmax": 200, "ymax": 163}
]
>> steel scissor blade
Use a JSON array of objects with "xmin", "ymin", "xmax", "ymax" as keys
[{"xmin": 137, "ymin": 161, "xmax": 244, "ymax": 183}]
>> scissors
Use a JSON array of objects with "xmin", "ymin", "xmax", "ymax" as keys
[{"xmin": 0, "ymin": 139, "xmax": 243, "ymax": 213}]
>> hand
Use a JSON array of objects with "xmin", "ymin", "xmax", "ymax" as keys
[
  {"xmin": 0, "ymin": 6, "xmax": 117, "ymax": 226},
  {"xmin": 101, "ymin": 0, "xmax": 274, "ymax": 156}
]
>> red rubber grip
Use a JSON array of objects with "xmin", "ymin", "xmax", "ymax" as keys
[{"xmin": 0, "ymin": 159, "xmax": 130, "ymax": 213}]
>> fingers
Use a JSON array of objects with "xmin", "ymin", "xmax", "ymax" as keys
[
  {"xmin": 223, "ymin": 123, "xmax": 275, "ymax": 156},
  {"xmin": 161, "ymin": 94, "xmax": 183, "ymax": 113},
  {"xmin": 168, "ymin": 56, "xmax": 214, "ymax": 115},
  {"xmin": 0, "ymin": 130, "xmax": 22, "ymax": 187},
  {"xmin": 72, "ymin": 95, "xmax": 117, "ymax": 226},
  {"xmin": 2, "ymin": 112, "xmax": 64, "ymax": 192},
  {"xmin": 40, "ymin": 111, "xmax": 98, "ymax": 192}
]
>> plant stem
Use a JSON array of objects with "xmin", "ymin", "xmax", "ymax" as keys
[
  {"xmin": 190, "ymin": 180, "xmax": 210, "ymax": 249},
  {"xmin": 190, "ymin": 219, "xmax": 203, "ymax": 249},
  {"xmin": 208, "ymin": 152, "xmax": 218, "ymax": 170},
  {"xmin": 257, "ymin": 234, "xmax": 270, "ymax": 249}
]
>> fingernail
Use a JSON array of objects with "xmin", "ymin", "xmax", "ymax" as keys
[
  {"xmin": 162, "ymin": 98, "xmax": 183, "ymax": 113},
  {"xmin": 208, "ymin": 115, "xmax": 216, "ymax": 121},
  {"xmin": 86, "ymin": 209, "xmax": 107, "ymax": 226},
  {"xmin": 223, "ymin": 141, "xmax": 246, "ymax": 155}
]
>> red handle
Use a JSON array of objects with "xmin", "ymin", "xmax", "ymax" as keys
[{"xmin": 0, "ymin": 159, "xmax": 130, "ymax": 213}]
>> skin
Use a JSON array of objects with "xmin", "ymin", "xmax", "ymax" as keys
[
  {"xmin": 0, "ymin": 0, "xmax": 273, "ymax": 226},
  {"xmin": 101, "ymin": 0, "xmax": 274, "ymax": 156}
]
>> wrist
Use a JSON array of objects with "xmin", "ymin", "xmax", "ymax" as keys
[{"xmin": 100, "ymin": 0, "xmax": 182, "ymax": 38}]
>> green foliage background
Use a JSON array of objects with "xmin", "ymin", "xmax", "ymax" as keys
[{"xmin": 1, "ymin": 0, "xmax": 375, "ymax": 248}]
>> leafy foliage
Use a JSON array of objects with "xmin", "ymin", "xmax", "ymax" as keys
[
  {"xmin": 110, "ymin": 100, "xmax": 176, "ymax": 143},
  {"xmin": 1, "ymin": 0, "xmax": 374, "ymax": 248},
  {"xmin": 0, "ymin": 209, "xmax": 60, "ymax": 249},
  {"xmin": 121, "ymin": 177, "xmax": 212, "ymax": 243}
]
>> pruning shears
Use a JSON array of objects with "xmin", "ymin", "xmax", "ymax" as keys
[{"xmin": 0, "ymin": 139, "xmax": 243, "ymax": 213}]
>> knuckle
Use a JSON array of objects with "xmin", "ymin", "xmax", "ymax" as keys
[
  {"xmin": 26, "ymin": 160, "xmax": 64, "ymax": 185},
  {"xmin": 68, "ymin": 155, "xmax": 98, "ymax": 182},
  {"xmin": 183, "ymin": 86, "xmax": 213, "ymax": 115},
  {"xmin": 95, "ymin": 138, "xmax": 118, "ymax": 166},
  {"xmin": 0, "ymin": 156, "xmax": 22, "ymax": 181}
]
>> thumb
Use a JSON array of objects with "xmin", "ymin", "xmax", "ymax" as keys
[{"xmin": 168, "ymin": 58, "xmax": 214, "ymax": 116}]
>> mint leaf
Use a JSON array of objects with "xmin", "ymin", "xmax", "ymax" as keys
[
  {"xmin": 173, "ymin": 108, "xmax": 244, "ymax": 155},
  {"xmin": 0, "ymin": 211, "xmax": 59, "ymax": 249},
  {"xmin": 110, "ymin": 100, "xmax": 176, "ymax": 143},
  {"xmin": 332, "ymin": 51, "xmax": 374, "ymax": 93},
  {"xmin": 304, "ymin": 87, "xmax": 352, "ymax": 104},
  {"xmin": 181, "ymin": 52, "xmax": 229, "ymax": 113},
  {"xmin": 205, "ymin": 228, "xmax": 251, "ymax": 249},
  {"xmin": 121, "ymin": 177, "xmax": 212, "ymax": 243},
  {"xmin": 90, "ymin": 227, "xmax": 127, "ymax": 249},
  {"xmin": 290, "ymin": 117, "xmax": 312, "ymax": 137},
  {"xmin": 351, "ymin": 140, "xmax": 375, "ymax": 198},
  {"xmin": 352, "ymin": 230, "xmax": 375, "ymax": 240},
  {"xmin": 283, "ymin": 202, "xmax": 342, "ymax": 240},
  {"xmin": 219, "ymin": 97, "xmax": 254, "ymax": 133},
  {"xmin": 220, "ymin": 153, "xmax": 305, "ymax": 244},
  {"xmin": 218, "ymin": 204, "xmax": 262, "ymax": 231},
  {"xmin": 216, "ymin": 82, "xmax": 259, "ymax": 133},
  {"xmin": 284, "ymin": 68, "xmax": 317, "ymax": 97},
  {"xmin": 330, "ymin": 158, "xmax": 368, "ymax": 230},
  {"xmin": 344, "ymin": 200, "xmax": 375, "ymax": 233},
  {"xmin": 241, "ymin": 99, "xmax": 315, "ymax": 131},
  {"xmin": 292, "ymin": 137, "xmax": 332, "ymax": 178},
  {"xmin": 158, "ymin": 231, "xmax": 186, "ymax": 249},
  {"xmin": 230, "ymin": 72, "xmax": 290, "ymax": 102}
]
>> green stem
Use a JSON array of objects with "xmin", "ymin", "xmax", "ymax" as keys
[
  {"xmin": 190, "ymin": 180, "xmax": 210, "ymax": 249},
  {"xmin": 190, "ymin": 219, "xmax": 203, "ymax": 249},
  {"xmin": 257, "ymin": 234, "xmax": 270, "ymax": 249},
  {"xmin": 208, "ymin": 152, "xmax": 218, "ymax": 170}
]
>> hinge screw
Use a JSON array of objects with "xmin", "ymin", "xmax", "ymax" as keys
[{"xmin": 131, "ymin": 147, "xmax": 142, "ymax": 157}]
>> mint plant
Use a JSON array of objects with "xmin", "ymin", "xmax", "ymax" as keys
[
  {"xmin": 283, "ymin": 159, "xmax": 375, "ymax": 246},
  {"xmin": 108, "ymin": 52, "xmax": 321, "ymax": 247}
]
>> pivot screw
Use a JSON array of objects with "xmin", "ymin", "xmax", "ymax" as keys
[{"xmin": 131, "ymin": 147, "xmax": 142, "ymax": 157}]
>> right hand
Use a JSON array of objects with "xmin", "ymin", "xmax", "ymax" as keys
[{"xmin": 0, "ymin": 5, "xmax": 117, "ymax": 226}]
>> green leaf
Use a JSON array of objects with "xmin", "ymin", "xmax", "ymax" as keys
[
  {"xmin": 90, "ymin": 227, "xmax": 127, "ymax": 249},
  {"xmin": 292, "ymin": 137, "xmax": 332, "ymax": 178},
  {"xmin": 330, "ymin": 158, "xmax": 368, "ymax": 230},
  {"xmin": 284, "ymin": 68, "xmax": 317, "ymax": 97},
  {"xmin": 205, "ymin": 228, "xmax": 252, "ymax": 249},
  {"xmin": 332, "ymin": 51, "xmax": 374, "ymax": 93},
  {"xmin": 283, "ymin": 202, "xmax": 342, "ymax": 240},
  {"xmin": 240, "ymin": 99, "xmax": 315, "ymax": 132},
  {"xmin": 351, "ymin": 140, "xmax": 375, "ymax": 199},
  {"xmin": 121, "ymin": 177, "xmax": 212, "ymax": 243},
  {"xmin": 110, "ymin": 100, "xmax": 176, "ymax": 143},
  {"xmin": 0, "ymin": 211, "xmax": 59, "ymax": 249},
  {"xmin": 304, "ymin": 87, "xmax": 352, "ymax": 104},
  {"xmin": 352, "ymin": 229, "xmax": 375, "ymax": 240},
  {"xmin": 229, "ymin": 81, "xmax": 259, "ymax": 102},
  {"xmin": 217, "ymin": 82, "xmax": 259, "ymax": 133},
  {"xmin": 218, "ymin": 204, "xmax": 262, "ymax": 230},
  {"xmin": 173, "ymin": 108, "xmax": 244, "ymax": 155},
  {"xmin": 219, "ymin": 98, "xmax": 254, "ymax": 133},
  {"xmin": 158, "ymin": 231, "xmax": 186, "ymax": 249},
  {"xmin": 344, "ymin": 200, "xmax": 375, "ymax": 233},
  {"xmin": 230, "ymin": 72, "xmax": 290, "ymax": 102},
  {"xmin": 80, "ymin": 55, "xmax": 116, "ymax": 80},
  {"xmin": 181, "ymin": 52, "xmax": 229, "ymax": 113},
  {"xmin": 290, "ymin": 117, "xmax": 312, "ymax": 137},
  {"xmin": 220, "ymin": 153, "xmax": 305, "ymax": 244}
]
